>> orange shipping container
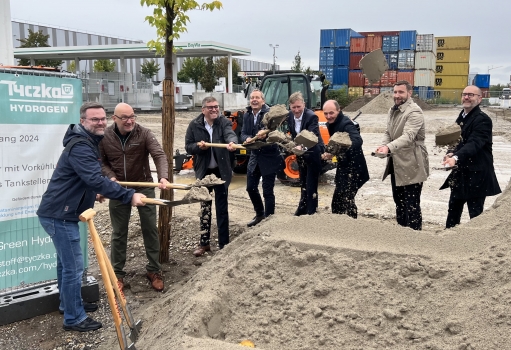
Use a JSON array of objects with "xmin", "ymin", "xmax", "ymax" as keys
[
  {"xmin": 349, "ymin": 71, "xmax": 365, "ymax": 87},
  {"xmin": 350, "ymin": 38, "xmax": 366, "ymax": 53},
  {"xmin": 365, "ymin": 77, "xmax": 381, "ymax": 87},
  {"xmin": 380, "ymin": 70, "xmax": 397, "ymax": 86},
  {"xmin": 397, "ymin": 71, "xmax": 414, "ymax": 86},
  {"xmin": 365, "ymin": 35, "xmax": 383, "ymax": 52}
]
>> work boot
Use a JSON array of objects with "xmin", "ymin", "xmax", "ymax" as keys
[
  {"xmin": 63, "ymin": 317, "xmax": 102, "ymax": 332},
  {"xmin": 247, "ymin": 215, "xmax": 265, "ymax": 227},
  {"xmin": 146, "ymin": 272, "xmax": 164, "ymax": 292},
  {"xmin": 193, "ymin": 245, "xmax": 211, "ymax": 257}
]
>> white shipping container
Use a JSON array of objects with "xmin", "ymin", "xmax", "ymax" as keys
[
  {"xmin": 398, "ymin": 51, "xmax": 415, "ymax": 69},
  {"xmin": 415, "ymin": 52, "xmax": 436, "ymax": 70},
  {"xmin": 416, "ymin": 34, "xmax": 436, "ymax": 53},
  {"xmin": 414, "ymin": 69, "xmax": 435, "ymax": 87}
]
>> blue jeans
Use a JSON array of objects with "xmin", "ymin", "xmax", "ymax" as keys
[{"xmin": 38, "ymin": 216, "xmax": 87, "ymax": 326}]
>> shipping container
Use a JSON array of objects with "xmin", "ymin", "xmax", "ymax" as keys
[
  {"xmin": 413, "ymin": 86, "xmax": 434, "ymax": 100},
  {"xmin": 319, "ymin": 48, "xmax": 335, "ymax": 66},
  {"xmin": 435, "ymin": 62, "xmax": 470, "ymax": 76},
  {"xmin": 399, "ymin": 30, "xmax": 417, "ymax": 50},
  {"xmin": 436, "ymin": 36, "xmax": 471, "ymax": 50},
  {"xmin": 382, "ymin": 35, "xmax": 399, "ymax": 53},
  {"xmin": 349, "ymin": 53, "xmax": 364, "ymax": 70},
  {"xmin": 331, "ymin": 84, "xmax": 347, "ymax": 90},
  {"xmin": 364, "ymin": 87, "xmax": 380, "ymax": 95},
  {"xmin": 397, "ymin": 70, "xmax": 414, "ymax": 86},
  {"xmin": 436, "ymin": 50, "xmax": 470, "ymax": 63},
  {"xmin": 348, "ymin": 87, "xmax": 364, "ymax": 97},
  {"xmin": 365, "ymin": 35, "xmax": 383, "ymax": 52},
  {"xmin": 380, "ymin": 87, "xmax": 393, "ymax": 94},
  {"xmin": 365, "ymin": 76, "xmax": 381, "ymax": 87},
  {"xmin": 434, "ymin": 75, "xmax": 468, "ymax": 89},
  {"xmin": 473, "ymin": 74, "xmax": 490, "ymax": 88},
  {"xmin": 414, "ymin": 52, "xmax": 436, "ymax": 70},
  {"xmin": 349, "ymin": 70, "xmax": 365, "ymax": 87},
  {"xmin": 320, "ymin": 29, "xmax": 335, "ymax": 47},
  {"xmin": 320, "ymin": 65, "xmax": 334, "ymax": 82},
  {"xmin": 433, "ymin": 88, "xmax": 463, "ymax": 102},
  {"xmin": 398, "ymin": 51, "xmax": 415, "ymax": 69},
  {"xmin": 335, "ymin": 28, "xmax": 363, "ymax": 48},
  {"xmin": 334, "ymin": 48, "xmax": 350, "ymax": 66},
  {"xmin": 350, "ymin": 37, "xmax": 366, "ymax": 53},
  {"xmin": 385, "ymin": 53, "xmax": 398, "ymax": 70},
  {"xmin": 359, "ymin": 31, "xmax": 400, "ymax": 36},
  {"xmin": 380, "ymin": 70, "xmax": 398, "ymax": 86},
  {"xmin": 414, "ymin": 69, "xmax": 435, "ymax": 87},
  {"xmin": 333, "ymin": 67, "xmax": 349, "ymax": 85},
  {"xmin": 416, "ymin": 34, "xmax": 436, "ymax": 53}
]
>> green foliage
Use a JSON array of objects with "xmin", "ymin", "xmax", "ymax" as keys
[
  {"xmin": 177, "ymin": 69, "xmax": 189, "ymax": 83},
  {"xmin": 200, "ymin": 57, "xmax": 217, "ymax": 92},
  {"xmin": 141, "ymin": 0, "xmax": 222, "ymax": 56},
  {"xmin": 67, "ymin": 61, "xmax": 76, "ymax": 72},
  {"xmin": 290, "ymin": 51, "xmax": 303, "ymax": 73},
  {"xmin": 17, "ymin": 29, "xmax": 62, "ymax": 67},
  {"xmin": 214, "ymin": 57, "xmax": 242, "ymax": 85},
  {"xmin": 140, "ymin": 59, "xmax": 161, "ymax": 80},
  {"xmin": 180, "ymin": 57, "xmax": 205, "ymax": 88},
  {"xmin": 489, "ymin": 84, "xmax": 508, "ymax": 91},
  {"xmin": 326, "ymin": 86, "xmax": 357, "ymax": 109},
  {"xmin": 93, "ymin": 59, "xmax": 116, "ymax": 72}
]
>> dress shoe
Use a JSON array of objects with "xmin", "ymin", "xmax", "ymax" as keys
[
  {"xmin": 193, "ymin": 245, "xmax": 211, "ymax": 257},
  {"xmin": 146, "ymin": 272, "xmax": 164, "ymax": 291},
  {"xmin": 59, "ymin": 303, "xmax": 98, "ymax": 314},
  {"xmin": 117, "ymin": 277, "xmax": 124, "ymax": 292},
  {"xmin": 247, "ymin": 215, "xmax": 265, "ymax": 227},
  {"xmin": 63, "ymin": 317, "xmax": 102, "ymax": 332}
]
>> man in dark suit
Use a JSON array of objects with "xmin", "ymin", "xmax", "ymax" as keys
[
  {"xmin": 440, "ymin": 85, "xmax": 501, "ymax": 228},
  {"xmin": 241, "ymin": 89, "xmax": 284, "ymax": 227},
  {"xmin": 322, "ymin": 100, "xmax": 369, "ymax": 218},
  {"xmin": 287, "ymin": 91, "xmax": 324, "ymax": 215}
]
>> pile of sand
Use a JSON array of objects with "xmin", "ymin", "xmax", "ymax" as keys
[
  {"xmin": 263, "ymin": 104, "xmax": 288, "ymax": 130},
  {"xmin": 344, "ymin": 93, "xmax": 432, "ymax": 114},
  {"xmin": 193, "ymin": 174, "xmax": 225, "ymax": 187},
  {"xmin": 413, "ymin": 97, "xmax": 433, "ymax": 111},
  {"xmin": 183, "ymin": 186, "xmax": 212, "ymax": 202},
  {"xmin": 343, "ymin": 96, "xmax": 375, "ymax": 112},
  {"xmin": 267, "ymin": 130, "xmax": 289, "ymax": 144},
  {"xmin": 294, "ymin": 130, "xmax": 318, "ymax": 149},
  {"xmin": 326, "ymin": 132, "xmax": 352, "ymax": 154}
]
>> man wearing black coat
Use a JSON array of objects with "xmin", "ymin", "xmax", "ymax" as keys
[
  {"xmin": 241, "ymin": 89, "xmax": 284, "ymax": 227},
  {"xmin": 287, "ymin": 91, "xmax": 324, "ymax": 215},
  {"xmin": 322, "ymin": 100, "xmax": 369, "ymax": 218},
  {"xmin": 185, "ymin": 97, "xmax": 238, "ymax": 256},
  {"xmin": 440, "ymin": 85, "xmax": 501, "ymax": 228}
]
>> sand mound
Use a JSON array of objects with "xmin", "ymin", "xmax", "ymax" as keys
[
  {"xmin": 133, "ymin": 180, "xmax": 511, "ymax": 350},
  {"xmin": 343, "ymin": 96, "xmax": 375, "ymax": 112},
  {"xmin": 344, "ymin": 93, "xmax": 432, "ymax": 114},
  {"xmin": 413, "ymin": 97, "xmax": 433, "ymax": 111}
]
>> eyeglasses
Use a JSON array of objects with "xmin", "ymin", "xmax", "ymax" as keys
[
  {"xmin": 203, "ymin": 105, "xmax": 219, "ymax": 110},
  {"xmin": 461, "ymin": 93, "xmax": 480, "ymax": 98},
  {"xmin": 85, "ymin": 117, "xmax": 107, "ymax": 124},
  {"xmin": 113, "ymin": 115, "xmax": 137, "ymax": 122}
]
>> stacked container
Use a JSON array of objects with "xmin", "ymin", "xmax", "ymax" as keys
[
  {"xmin": 413, "ymin": 34, "xmax": 436, "ymax": 99},
  {"xmin": 434, "ymin": 36, "xmax": 471, "ymax": 100},
  {"xmin": 473, "ymin": 74, "xmax": 490, "ymax": 97},
  {"xmin": 320, "ymin": 29, "xmax": 363, "ymax": 88}
]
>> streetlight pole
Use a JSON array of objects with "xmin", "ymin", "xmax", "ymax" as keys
[
  {"xmin": 269, "ymin": 44, "xmax": 279, "ymax": 74},
  {"xmin": 487, "ymin": 65, "xmax": 503, "ymax": 74}
]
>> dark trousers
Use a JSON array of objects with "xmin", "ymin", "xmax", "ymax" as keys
[
  {"xmin": 246, "ymin": 164, "xmax": 276, "ymax": 217},
  {"xmin": 332, "ymin": 182, "xmax": 359, "ymax": 219},
  {"xmin": 391, "ymin": 173, "xmax": 423, "ymax": 231},
  {"xmin": 295, "ymin": 157, "xmax": 321, "ymax": 215},
  {"xmin": 445, "ymin": 195, "xmax": 485, "ymax": 229},
  {"xmin": 199, "ymin": 168, "xmax": 229, "ymax": 248}
]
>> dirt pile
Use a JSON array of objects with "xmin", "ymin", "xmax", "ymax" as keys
[
  {"xmin": 413, "ymin": 97, "xmax": 433, "ymax": 111},
  {"xmin": 262, "ymin": 104, "xmax": 288, "ymax": 130},
  {"xmin": 343, "ymin": 96, "xmax": 375, "ymax": 112},
  {"xmin": 183, "ymin": 186, "xmax": 212, "ymax": 202},
  {"xmin": 344, "ymin": 93, "xmax": 432, "ymax": 114},
  {"xmin": 326, "ymin": 131, "xmax": 352, "ymax": 154},
  {"xmin": 193, "ymin": 174, "xmax": 225, "ymax": 187}
]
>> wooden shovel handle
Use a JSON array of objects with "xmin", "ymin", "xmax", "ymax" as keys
[
  {"xmin": 141, "ymin": 198, "xmax": 168, "ymax": 205},
  {"xmin": 201, "ymin": 142, "xmax": 246, "ymax": 150},
  {"xmin": 117, "ymin": 181, "xmax": 191, "ymax": 190}
]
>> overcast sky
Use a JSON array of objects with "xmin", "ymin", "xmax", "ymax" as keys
[{"xmin": 9, "ymin": 0, "xmax": 511, "ymax": 85}]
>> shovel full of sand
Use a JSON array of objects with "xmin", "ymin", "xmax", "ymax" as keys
[
  {"xmin": 244, "ymin": 104, "xmax": 289, "ymax": 146},
  {"xmin": 325, "ymin": 132, "xmax": 352, "ymax": 155}
]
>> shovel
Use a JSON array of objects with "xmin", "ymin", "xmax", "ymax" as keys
[
  {"xmin": 117, "ymin": 181, "xmax": 224, "ymax": 190},
  {"xmin": 432, "ymin": 165, "xmax": 458, "ymax": 171},
  {"xmin": 371, "ymin": 152, "xmax": 391, "ymax": 158},
  {"xmin": 79, "ymin": 209, "xmax": 139, "ymax": 350},
  {"xmin": 201, "ymin": 142, "xmax": 270, "ymax": 150},
  {"xmin": 141, "ymin": 197, "xmax": 203, "ymax": 207}
]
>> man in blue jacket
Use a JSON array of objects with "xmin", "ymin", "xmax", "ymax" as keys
[
  {"xmin": 241, "ymin": 89, "xmax": 284, "ymax": 227},
  {"xmin": 37, "ymin": 102, "xmax": 145, "ymax": 332},
  {"xmin": 287, "ymin": 91, "xmax": 324, "ymax": 215}
]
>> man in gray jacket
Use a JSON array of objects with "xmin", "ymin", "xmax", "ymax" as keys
[{"xmin": 375, "ymin": 81, "xmax": 429, "ymax": 230}]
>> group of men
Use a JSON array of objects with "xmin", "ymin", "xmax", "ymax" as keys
[{"xmin": 37, "ymin": 80, "xmax": 500, "ymax": 332}]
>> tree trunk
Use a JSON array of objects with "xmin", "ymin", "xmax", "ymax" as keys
[{"xmin": 158, "ymin": 12, "xmax": 175, "ymax": 263}]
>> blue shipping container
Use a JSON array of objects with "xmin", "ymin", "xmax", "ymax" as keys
[
  {"xmin": 319, "ymin": 48, "xmax": 335, "ymax": 66},
  {"xmin": 334, "ymin": 28, "xmax": 362, "ymax": 48},
  {"xmin": 334, "ymin": 48, "xmax": 350, "ymax": 66},
  {"xmin": 320, "ymin": 65, "xmax": 334, "ymax": 82},
  {"xmin": 413, "ymin": 86, "xmax": 434, "ymax": 100},
  {"xmin": 385, "ymin": 53, "xmax": 398, "ymax": 70},
  {"xmin": 382, "ymin": 35, "xmax": 399, "ymax": 53},
  {"xmin": 333, "ymin": 67, "xmax": 349, "ymax": 85},
  {"xmin": 399, "ymin": 30, "xmax": 417, "ymax": 50},
  {"xmin": 320, "ymin": 29, "xmax": 335, "ymax": 47},
  {"xmin": 331, "ymin": 85, "xmax": 347, "ymax": 91},
  {"xmin": 474, "ymin": 74, "xmax": 490, "ymax": 88}
]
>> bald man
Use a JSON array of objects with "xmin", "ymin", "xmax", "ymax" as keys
[{"xmin": 99, "ymin": 103, "xmax": 169, "ymax": 292}]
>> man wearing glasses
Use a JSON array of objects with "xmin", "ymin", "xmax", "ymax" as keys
[
  {"xmin": 185, "ymin": 97, "xmax": 237, "ymax": 257},
  {"xmin": 440, "ymin": 85, "xmax": 501, "ymax": 228},
  {"xmin": 37, "ymin": 102, "xmax": 146, "ymax": 332},
  {"xmin": 99, "ymin": 103, "xmax": 169, "ymax": 291}
]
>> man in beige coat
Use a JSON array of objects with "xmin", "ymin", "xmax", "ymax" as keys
[{"xmin": 375, "ymin": 81, "xmax": 429, "ymax": 230}]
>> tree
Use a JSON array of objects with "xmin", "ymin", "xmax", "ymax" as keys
[
  {"xmin": 17, "ymin": 29, "xmax": 62, "ymax": 67},
  {"xmin": 140, "ymin": 59, "xmax": 161, "ymax": 81},
  {"xmin": 200, "ymin": 56, "xmax": 217, "ymax": 92},
  {"xmin": 180, "ymin": 57, "xmax": 206, "ymax": 88},
  {"xmin": 93, "ymin": 59, "xmax": 116, "ymax": 72},
  {"xmin": 214, "ymin": 57, "xmax": 242, "ymax": 86},
  {"xmin": 141, "ymin": 0, "xmax": 222, "ymax": 262},
  {"xmin": 67, "ymin": 61, "xmax": 76, "ymax": 72},
  {"xmin": 177, "ymin": 69, "xmax": 189, "ymax": 83},
  {"xmin": 290, "ymin": 50, "xmax": 304, "ymax": 73}
]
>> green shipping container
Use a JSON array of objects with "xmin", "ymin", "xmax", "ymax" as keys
[
  {"xmin": 435, "ymin": 62, "xmax": 470, "ymax": 76},
  {"xmin": 436, "ymin": 49, "xmax": 470, "ymax": 63},
  {"xmin": 436, "ymin": 36, "xmax": 471, "ymax": 50}
]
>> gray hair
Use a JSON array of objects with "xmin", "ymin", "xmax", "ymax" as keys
[
  {"xmin": 250, "ymin": 89, "xmax": 265, "ymax": 100},
  {"xmin": 202, "ymin": 96, "xmax": 218, "ymax": 108}
]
